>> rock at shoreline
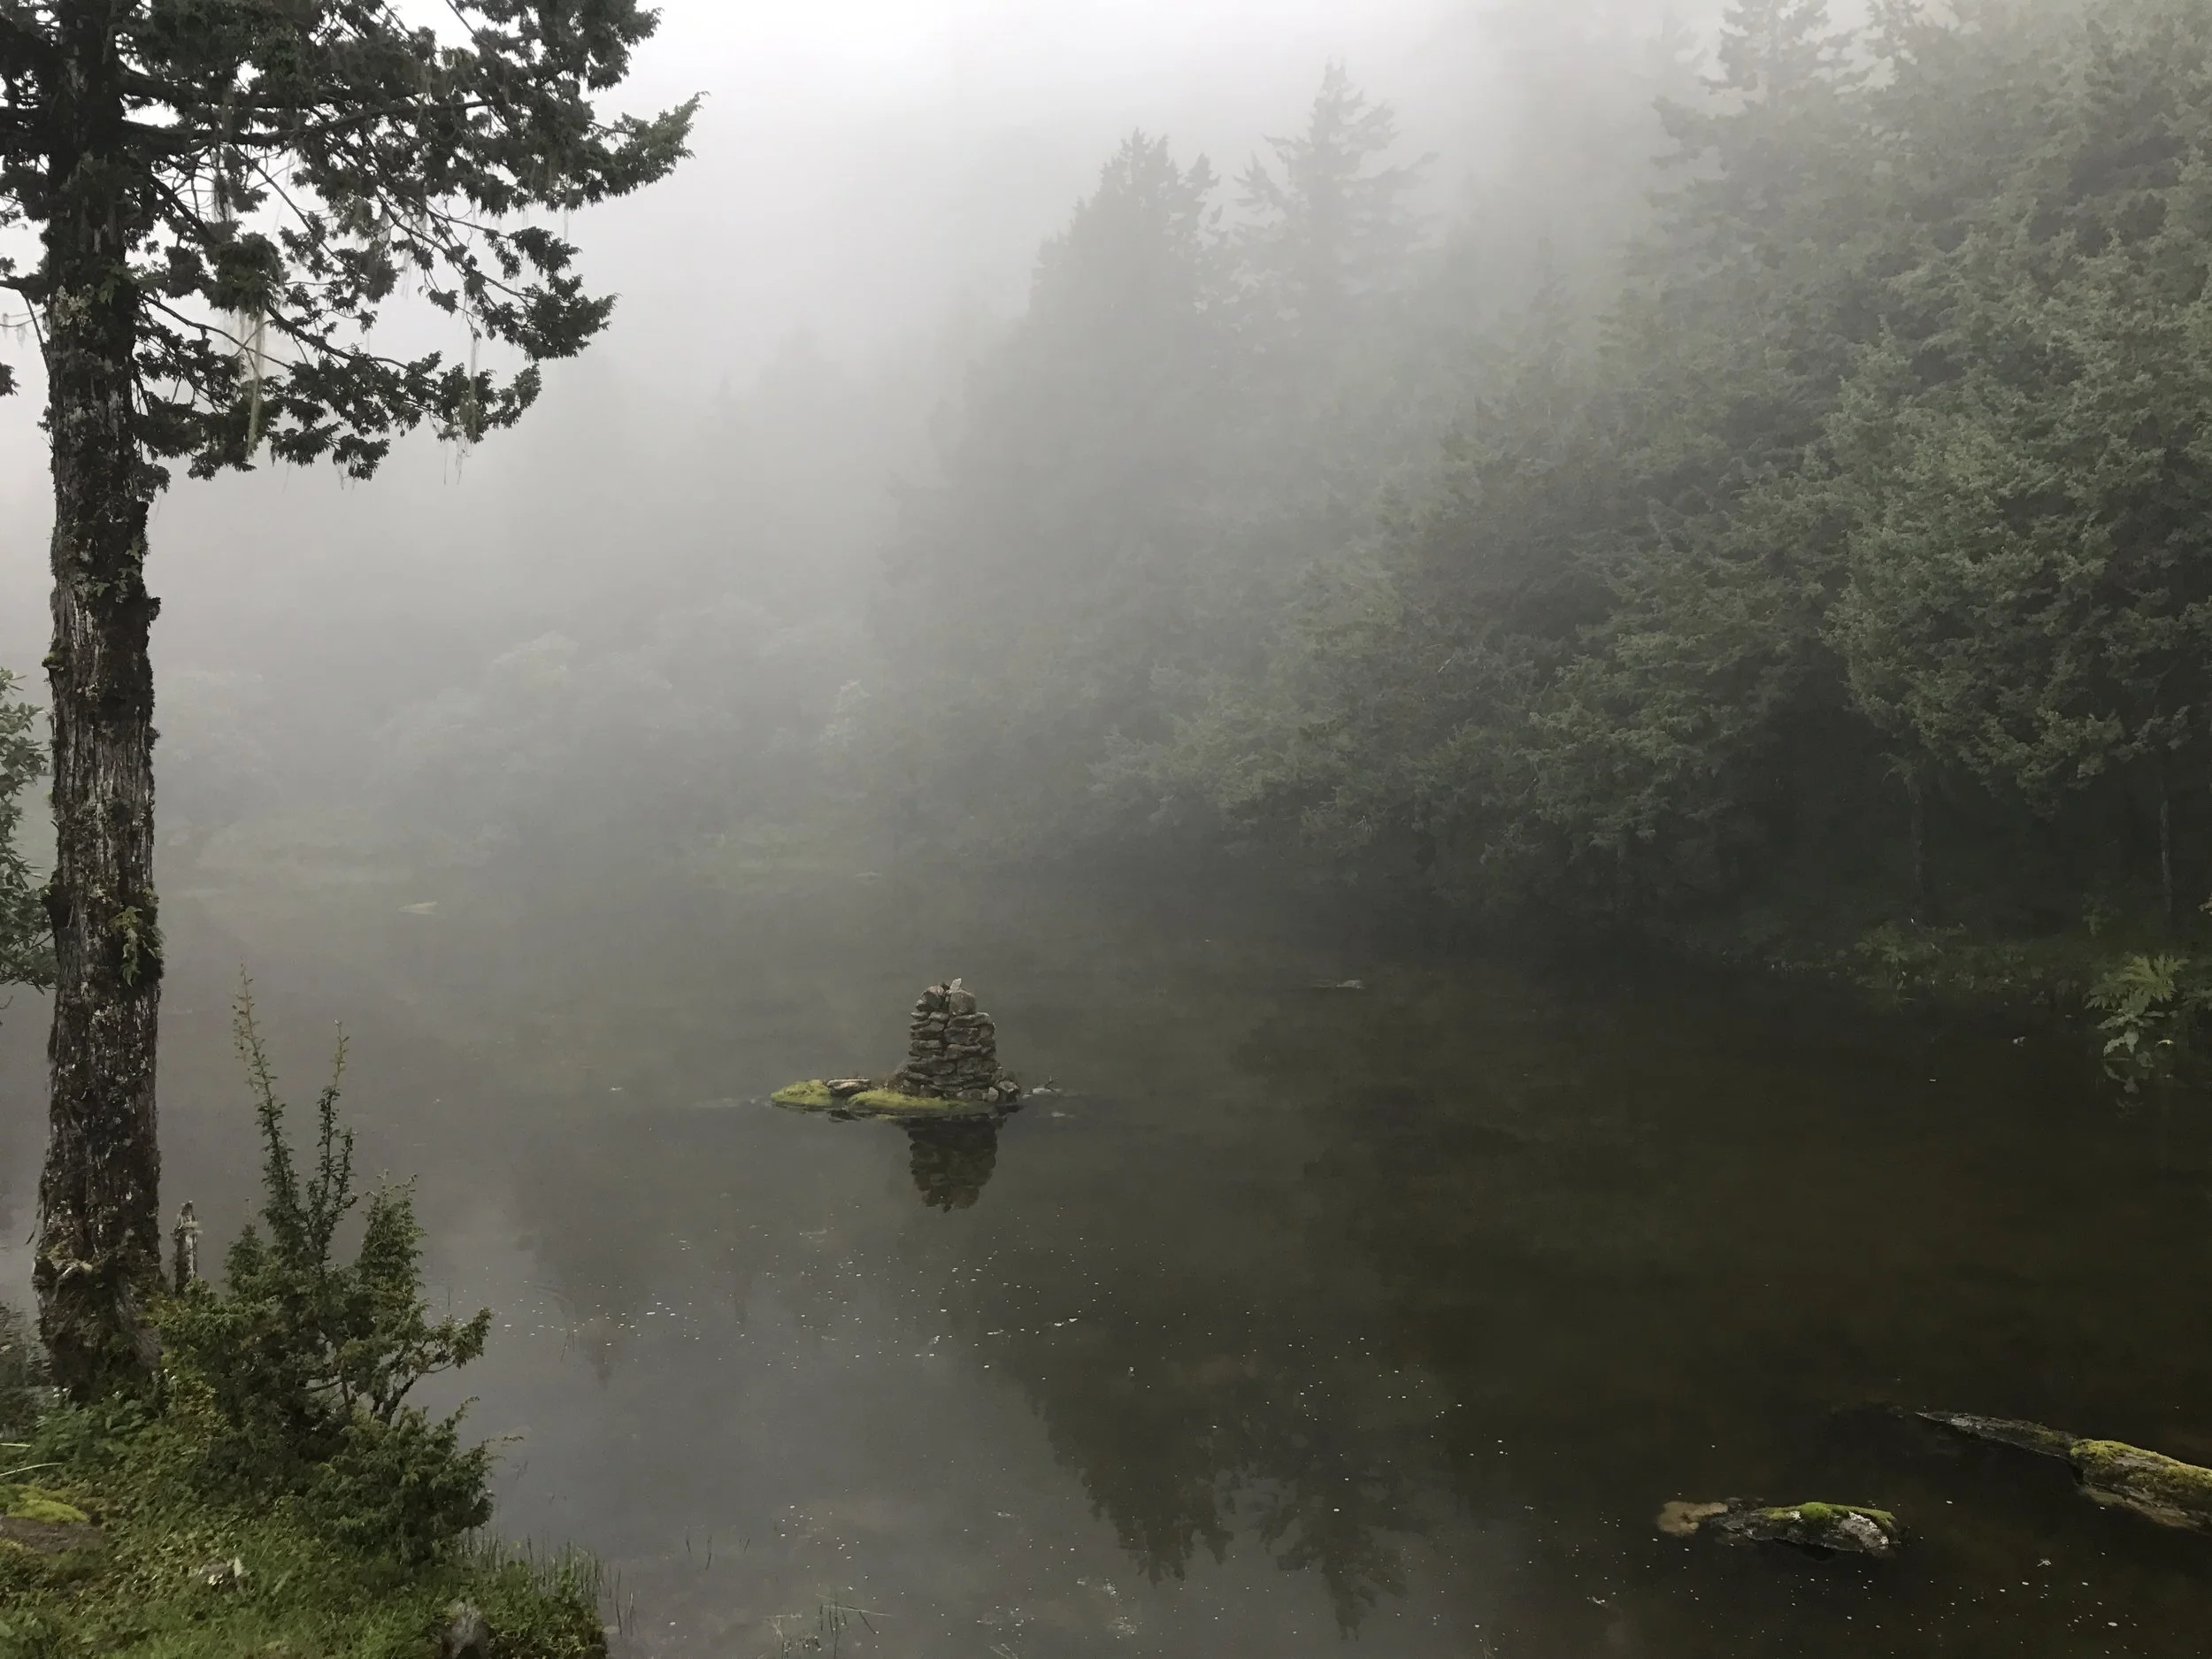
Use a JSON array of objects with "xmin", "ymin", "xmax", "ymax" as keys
[
  {"xmin": 1659, "ymin": 1498, "xmax": 1902, "ymax": 1558},
  {"xmin": 1924, "ymin": 1411, "xmax": 2212, "ymax": 1532}
]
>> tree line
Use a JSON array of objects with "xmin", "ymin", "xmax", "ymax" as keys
[{"xmin": 864, "ymin": 0, "xmax": 2212, "ymax": 956}]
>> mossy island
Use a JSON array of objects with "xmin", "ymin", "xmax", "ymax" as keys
[
  {"xmin": 1658, "ymin": 1497, "xmax": 1903, "ymax": 1559},
  {"xmin": 774, "ymin": 978, "xmax": 1025, "ymax": 1122}
]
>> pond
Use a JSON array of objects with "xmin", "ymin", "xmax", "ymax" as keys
[{"xmin": 4, "ymin": 845, "xmax": 2212, "ymax": 1656}]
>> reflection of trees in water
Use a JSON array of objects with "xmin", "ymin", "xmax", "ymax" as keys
[
  {"xmin": 941, "ymin": 975, "xmax": 1633, "ymax": 1631},
  {"xmin": 992, "ymin": 1304, "xmax": 1432, "ymax": 1633},
  {"xmin": 906, "ymin": 1119, "xmax": 998, "ymax": 1210},
  {"xmin": 947, "ymin": 984, "xmax": 1620, "ymax": 1632}
]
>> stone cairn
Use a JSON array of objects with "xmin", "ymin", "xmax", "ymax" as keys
[{"xmin": 890, "ymin": 979, "xmax": 1020, "ymax": 1102}]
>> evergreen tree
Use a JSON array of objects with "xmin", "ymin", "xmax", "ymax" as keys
[
  {"xmin": 879, "ymin": 133, "xmax": 1233, "ymax": 848},
  {"xmin": 0, "ymin": 667, "xmax": 51, "ymax": 997},
  {"xmin": 1237, "ymin": 63, "xmax": 1428, "ymax": 344},
  {"xmin": 1830, "ymin": 0, "xmax": 2212, "ymax": 917},
  {"xmin": 0, "ymin": 0, "xmax": 693, "ymax": 1398}
]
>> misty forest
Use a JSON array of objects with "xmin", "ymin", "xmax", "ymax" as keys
[{"xmin": 8, "ymin": 1, "xmax": 2212, "ymax": 1655}]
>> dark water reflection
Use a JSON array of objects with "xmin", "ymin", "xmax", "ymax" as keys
[
  {"xmin": 5, "ymin": 849, "xmax": 2212, "ymax": 1656},
  {"xmin": 905, "ymin": 1120, "xmax": 1000, "ymax": 1211}
]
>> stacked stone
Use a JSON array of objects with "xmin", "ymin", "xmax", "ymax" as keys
[{"xmin": 893, "ymin": 979, "xmax": 1018, "ymax": 1102}]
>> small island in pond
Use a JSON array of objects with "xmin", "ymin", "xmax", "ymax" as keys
[{"xmin": 775, "ymin": 978, "xmax": 1024, "ymax": 1121}]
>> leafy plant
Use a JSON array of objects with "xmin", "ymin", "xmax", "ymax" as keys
[
  {"xmin": 1851, "ymin": 922, "xmax": 1957, "ymax": 997},
  {"xmin": 0, "ymin": 1302, "xmax": 50, "ymax": 1442},
  {"xmin": 161, "ymin": 980, "xmax": 494, "ymax": 1562},
  {"xmin": 2086, "ymin": 954, "xmax": 2210, "ymax": 1092}
]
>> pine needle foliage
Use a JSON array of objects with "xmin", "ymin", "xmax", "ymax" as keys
[
  {"xmin": 161, "ymin": 979, "xmax": 495, "ymax": 1563},
  {"xmin": 0, "ymin": 0, "xmax": 699, "ymax": 475}
]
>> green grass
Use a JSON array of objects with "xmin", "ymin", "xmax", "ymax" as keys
[{"xmin": 0, "ymin": 1409, "xmax": 605, "ymax": 1659}]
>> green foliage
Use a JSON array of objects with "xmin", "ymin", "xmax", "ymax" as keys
[
  {"xmin": 945, "ymin": 0, "xmax": 2212, "ymax": 992},
  {"xmin": 0, "ymin": 1, "xmax": 695, "ymax": 477},
  {"xmin": 865, "ymin": 64, "xmax": 1448, "ymax": 861},
  {"xmin": 0, "ymin": 1301, "xmax": 49, "ymax": 1440},
  {"xmin": 0, "ymin": 1000, "xmax": 584, "ymax": 1651},
  {"xmin": 2086, "ymin": 953, "xmax": 2212, "ymax": 1091},
  {"xmin": 0, "ymin": 668, "xmax": 51, "ymax": 997},
  {"xmin": 160, "ymin": 981, "xmax": 493, "ymax": 1563},
  {"xmin": 0, "ymin": 1375, "xmax": 603, "ymax": 1658}
]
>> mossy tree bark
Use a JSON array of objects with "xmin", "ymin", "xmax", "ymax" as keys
[
  {"xmin": 2, "ymin": 0, "xmax": 692, "ymax": 1397},
  {"xmin": 33, "ymin": 50, "xmax": 165, "ymax": 1399}
]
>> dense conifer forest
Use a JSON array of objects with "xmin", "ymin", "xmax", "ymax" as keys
[{"xmin": 853, "ymin": 0, "xmax": 2212, "ymax": 976}]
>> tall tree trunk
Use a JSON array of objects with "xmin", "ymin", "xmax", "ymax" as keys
[{"xmin": 34, "ymin": 80, "xmax": 165, "ymax": 1397}]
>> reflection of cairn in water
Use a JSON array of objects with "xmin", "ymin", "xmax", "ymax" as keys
[
  {"xmin": 892, "ymin": 978, "xmax": 1020, "ymax": 1102},
  {"xmin": 906, "ymin": 1119, "xmax": 1000, "ymax": 1210}
]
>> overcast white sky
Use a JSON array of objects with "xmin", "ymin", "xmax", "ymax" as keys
[
  {"xmin": 3, "ymin": 0, "xmax": 1719, "ymax": 668},
  {"xmin": 572, "ymin": 0, "xmax": 1470, "ymax": 380}
]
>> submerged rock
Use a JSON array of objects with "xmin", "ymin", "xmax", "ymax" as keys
[
  {"xmin": 1655, "ymin": 1500, "xmax": 1730, "ymax": 1538},
  {"xmin": 1919, "ymin": 1412, "xmax": 2079, "ymax": 1459},
  {"xmin": 1660, "ymin": 1498, "xmax": 1902, "ymax": 1558},
  {"xmin": 1924, "ymin": 1411, "xmax": 2212, "ymax": 1532}
]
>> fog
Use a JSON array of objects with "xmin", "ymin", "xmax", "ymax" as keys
[
  {"xmin": 1, "ymin": 0, "xmax": 1717, "ymax": 849},
  {"xmin": 31, "ymin": 5, "xmax": 2212, "ymax": 1658}
]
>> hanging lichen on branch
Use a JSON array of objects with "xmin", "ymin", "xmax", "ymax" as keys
[{"xmin": 0, "ymin": 1, "xmax": 696, "ymax": 1399}]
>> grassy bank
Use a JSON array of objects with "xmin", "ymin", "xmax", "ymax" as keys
[
  {"xmin": 1, "ymin": 987, "xmax": 612, "ymax": 1659},
  {"xmin": 1, "ymin": 1394, "xmax": 604, "ymax": 1658}
]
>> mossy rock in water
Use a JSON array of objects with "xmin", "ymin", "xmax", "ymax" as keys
[
  {"xmin": 849, "ymin": 1088, "xmax": 1002, "ymax": 1120},
  {"xmin": 771, "ymin": 1079, "xmax": 1006, "ymax": 1121},
  {"xmin": 2074, "ymin": 1440, "xmax": 2212, "ymax": 1531},
  {"xmin": 1671, "ymin": 1498, "xmax": 1901, "ymax": 1558},
  {"xmin": 1922, "ymin": 1410, "xmax": 2212, "ymax": 1532}
]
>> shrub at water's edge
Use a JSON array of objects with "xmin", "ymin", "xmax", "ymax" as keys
[
  {"xmin": 162, "ymin": 985, "xmax": 493, "ymax": 1564},
  {"xmin": 0, "ymin": 983, "xmax": 605, "ymax": 1657}
]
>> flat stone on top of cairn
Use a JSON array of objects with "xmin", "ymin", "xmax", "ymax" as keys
[{"xmin": 891, "ymin": 978, "xmax": 1021, "ymax": 1103}]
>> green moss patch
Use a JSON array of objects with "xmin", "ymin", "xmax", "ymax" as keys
[
  {"xmin": 2073, "ymin": 1440, "xmax": 2212, "ymax": 1530},
  {"xmin": 1783, "ymin": 1502, "xmax": 1898, "ymax": 1529},
  {"xmin": 1702, "ymin": 1497, "xmax": 1904, "ymax": 1556},
  {"xmin": 4, "ymin": 1485, "xmax": 90, "ymax": 1524},
  {"xmin": 850, "ymin": 1088, "xmax": 1001, "ymax": 1119},
  {"xmin": 771, "ymin": 1079, "xmax": 839, "ymax": 1109}
]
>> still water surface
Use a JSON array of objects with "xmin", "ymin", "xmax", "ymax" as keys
[{"xmin": 5, "ymin": 848, "xmax": 2212, "ymax": 1656}]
